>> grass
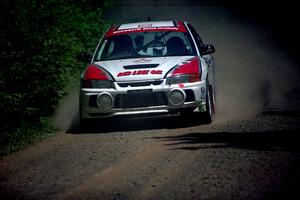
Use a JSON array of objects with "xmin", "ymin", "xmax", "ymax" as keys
[{"xmin": 0, "ymin": 117, "xmax": 56, "ymax": 157}]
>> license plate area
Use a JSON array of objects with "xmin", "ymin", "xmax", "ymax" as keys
[
  {"xmin": 114, "ymin": 91, "xmax": 168, "ymax": 108},
  {"xmin": 127, "ymin": 89, "xmax": 153, "ymax": 94}
]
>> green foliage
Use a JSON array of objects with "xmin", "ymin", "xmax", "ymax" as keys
[
  {"xmin": 0, "ymin": 0, "xmax": 112, "ymax": 154},
  {"xmin": 0, "ymin": 117, "xmax": 55, "ymax": 156}
]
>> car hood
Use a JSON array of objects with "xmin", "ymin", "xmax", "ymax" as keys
[{"xmin": 94, "ymin": 56, "xmax": 195, "ymax": 82}]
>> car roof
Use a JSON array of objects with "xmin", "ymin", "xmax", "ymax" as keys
[{"xmin": 105, "ymin": 20, "xmax": 187, "ymax": 37}]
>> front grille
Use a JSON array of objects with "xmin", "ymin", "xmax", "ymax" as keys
[
  {"xmin": 117, "ymin": 80, "xmax": 163, "ymax": 87},
  {"xmin": 115, "ymin": 92, "xmax": 168, "ymax": 108}
]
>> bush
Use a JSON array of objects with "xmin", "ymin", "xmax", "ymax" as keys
[{"xmin": 0, "ymin": 0, "xmax": 112, "ymax": 154}]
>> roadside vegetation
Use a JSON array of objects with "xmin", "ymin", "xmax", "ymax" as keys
[{"xmin": 0, "ymin": 0, "xmax": 112, "ymax": 156}]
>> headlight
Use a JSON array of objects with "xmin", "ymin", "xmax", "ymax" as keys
[
  {"xmin": 166, "ymin": 74, "xmax": 200, "ymax": 85},
  {"xmin": 82, "ymin": 80, "xmax": 115, "ymax": 88},
  {"xmin": 82, "ymin": 64, "xmax": 115, "ymax": 88},
  {"xmin": 165, "ymin": 57, "xmax": 201, "ymax": 85}
]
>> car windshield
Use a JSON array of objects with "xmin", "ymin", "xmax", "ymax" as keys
[{"xmin": 94, "ymin": 31, "xmax": 196, "ymax": 61}]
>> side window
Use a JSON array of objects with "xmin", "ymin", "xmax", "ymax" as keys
[
  {"xmin": 96, "ymin": 39, "xmax": 107, "ymax": 60},
  {"xmin": 99, "ymin": 39, "xmax": 114, "ymax": 60},
  {"xmin": 187, "ymin": 24, "xmax": 204, "ymax": 48},
  {"xmin": 106, "ymin": 41, "xmax": 115, "ymax": 57}
]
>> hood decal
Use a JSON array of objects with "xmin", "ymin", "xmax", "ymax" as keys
[
  {"xmin": 95, "ymin": 56, "xmax": 195, "ymax": 81},
  {"xmin": 117, "ymin": 70, "xmax": 162, "ymax": 77}
]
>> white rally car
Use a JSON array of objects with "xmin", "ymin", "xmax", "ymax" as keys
[{"xmin": 79, "ymin": 21, "xmax": 216, "ymax": 125}]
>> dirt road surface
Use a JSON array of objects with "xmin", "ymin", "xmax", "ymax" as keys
[{"xmin": 1, "ymin": 1, "xmax": 300, "ymax": 199}]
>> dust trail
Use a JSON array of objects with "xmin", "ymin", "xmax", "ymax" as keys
[
  {"xmin": 209, "ymin": 14, "xmax": 300, "ymax": 122},
  {"xmin": 53, "ymin": 86, "xmax": 80, "ymax": 131}
]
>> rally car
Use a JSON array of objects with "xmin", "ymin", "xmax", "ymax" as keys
[{"xmin": 78, "ymin": 21, "xmax": 216, "ymax": 125}]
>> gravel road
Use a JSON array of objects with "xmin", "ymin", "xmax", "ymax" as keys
[{"xmin": 1, "ymin": 1, "xmax": 300, "ymax": 199}]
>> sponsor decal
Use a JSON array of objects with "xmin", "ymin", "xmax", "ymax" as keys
[
  {"xmin": 105, "ymin": 21, "xmax": 187, "ymax": 37},
  {"xmin": 105, "ymin": 26, "xmax": 186, "ymax": 37},
  {"xmin": 112, "ymin": 27, "xmax": 180, "ymax": 35},
  {"xmin": 117, "ymin": 70, "xmax": 163, "ymax": 77},
  {"xmin": 138, "ymin": 24, "xmax": 153, "ymax": 28},
  {"xmin": 133, "ymin": 58, "xmax": 152, "ymax": 63},
  {"xmin": 150, "ymin": 70, "xmax": 162, "ymax": 75}
]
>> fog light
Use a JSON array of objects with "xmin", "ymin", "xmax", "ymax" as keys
[
  {"xmin": 97, "ymin": 92, "xmax": 113, "ymax": 111},
  {"xmin": 169, "ymin": 89, "xmax": 185, "ymax": 106}
]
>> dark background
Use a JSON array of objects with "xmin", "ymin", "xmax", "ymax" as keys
[{"xmin": 223, "ymin": 0, "xmax": 299, "ymax": 64}]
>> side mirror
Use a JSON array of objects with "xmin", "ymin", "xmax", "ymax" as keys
[
  {"xmin": 200, "ymin": 44, "xmax": 215, "ymax": 55},
  {"xmin": 77, "ymin": 52, "xmax": 92, "ymax": 62}
]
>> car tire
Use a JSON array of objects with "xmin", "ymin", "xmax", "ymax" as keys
[{"xmin": 202, "ymin": 84, "xmax": 214, "ymax": 124}]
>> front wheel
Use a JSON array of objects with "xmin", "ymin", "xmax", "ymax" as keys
[{"xmin": 202, "ymin": 84, "xmax": 214, "ymax": 124}]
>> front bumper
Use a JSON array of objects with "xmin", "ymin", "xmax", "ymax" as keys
[{"xmin": 80, "ymin": 79, "xmax": 208, "ymax": 118}]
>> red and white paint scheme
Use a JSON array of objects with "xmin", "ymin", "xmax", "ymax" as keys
[
  {"xmin": 79, "ymin": 20, "xmax": 216, "ymax": 124},
  {"xmin": 105, "ymin": 21, "xmax": 187, "ymax": 37}
]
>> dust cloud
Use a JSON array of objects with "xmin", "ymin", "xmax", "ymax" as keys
[
  {"xmin": 207, "ymin": 11, "xmax": 300, "ymax": 122},
  {"xmin": 53, "ymin": 86, "xmax": 79, "ymax": 131}
]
